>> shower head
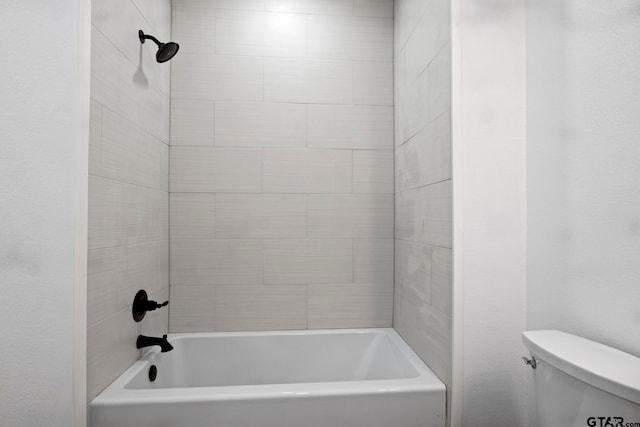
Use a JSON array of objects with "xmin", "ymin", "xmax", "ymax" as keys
[{"xmin": 138, "ymin": 30, "xmax": 180, "ymax": 63}]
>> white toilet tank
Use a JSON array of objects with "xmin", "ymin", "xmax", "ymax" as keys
[{"xmin": 523, "ymin": 330, "xmax": 640, "ymax": 427}]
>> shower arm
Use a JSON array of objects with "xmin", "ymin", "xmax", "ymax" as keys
[{"xmin": 138, "ymin": 30, "xmax": 161, "ymax": 47}]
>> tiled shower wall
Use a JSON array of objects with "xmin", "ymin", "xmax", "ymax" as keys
[
  {"xmin": 393, "ymin": 0, "xmax": 453, "ymax": 391},
  {"xmin": 87, "ymin": 0, "xmax": 171, "ymax": 399},
  {"xmin": 168, "ymin": 0, "xmax": 394, "ymax": 332}
]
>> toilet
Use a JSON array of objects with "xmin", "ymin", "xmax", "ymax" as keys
[{"xmin": 523, "ymin": 330, "xmax": 640, "ymax": 427}]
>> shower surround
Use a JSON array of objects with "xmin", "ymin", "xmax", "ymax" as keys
[
  {"xmin": 87, "ymin": 0, "xmax": 171, "ymax": 400},
  {"xmin": 87, "ymin": 0, "xmax": 453, "ymax": 413},
  {"xmin": 168, "ymin": 0, "xmax": 395, "ymax": 332},
  {"xmin": 393, "ymin": 0, "xmax": 453, "ymax": 395}
]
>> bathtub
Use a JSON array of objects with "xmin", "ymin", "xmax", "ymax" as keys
[{"xmin": 90, "ymin": 328, "xmax": 445, "ymax": 427}]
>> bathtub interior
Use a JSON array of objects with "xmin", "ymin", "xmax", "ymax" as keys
[{"xmin": 126, "ymin": 330, "xmax": 420, "ymax": 389}]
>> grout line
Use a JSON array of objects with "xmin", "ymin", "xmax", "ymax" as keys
[
  {"xmin": 394, "ymin": 238, "xmax": 453, "ymax": 251},
  {"xmin": 97, "ymin": 103, "xmax": 170, "ymax": 147},
  {"xmin": 396, "ymin": 177, "xmax": 452, "ymax": 193},
  {"xmin": 88, "ymin": 239, "xmax": 167, "ymax": 252},
  {"xmin": 168, "ymin": 97, "xmax": 392, "ymax": 108},
  {"xmin": 395, "ymin": 108, "xmax": 451, "ymax": 150},
  {"xmin": 167, "ymin": 53, "xmax": 173, "ymax": 334},
  {"xmin": 89, "ymin": 173, "xmax": 168, "ymax": 193}
]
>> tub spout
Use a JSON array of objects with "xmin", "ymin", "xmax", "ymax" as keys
[{"xmin": 137, "ymin": 334, "xmax": 173, "ymax": 353}]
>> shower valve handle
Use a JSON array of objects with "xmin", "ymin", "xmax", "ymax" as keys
[
  {"xmin": 132, "ymin": 290, "xmax": 169, "ymax": 322},
  {"xmin": 147, "ymin": 299, "xmax": 169, "ymax": 311}
]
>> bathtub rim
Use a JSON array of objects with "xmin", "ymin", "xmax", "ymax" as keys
[{"xmin": 91, "ymin": 328, "xmax": 445, "ymax": 406}]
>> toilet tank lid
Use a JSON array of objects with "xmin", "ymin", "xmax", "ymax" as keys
[{"xmin": 523, "ymin": 330, "xmax": 640, "ymax": 405}]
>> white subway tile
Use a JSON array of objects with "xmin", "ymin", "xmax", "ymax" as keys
[
  {"xmin": 131, "ymin": 0, "xmax": 171, "ymax": 39},
  {"xmin": 265, "ymin": 0, "xmax": 353, "ymax": 15},
  {"xmin": 170, "ymin": 99, "xmax": 215, "ymax": 146},
  {"xmin": 215, "ymin": 101, "xmax": 306, "ymax": 148},
  {"xmin": 307, "ymin": 105, "xmax": 393, "ymax": 149},
  {"xmin": 353, "ymin": 61, "xmax": 393, "ymax": 106},
  {"xmin": 170, "ymin": 239, "xmax": 263, "ymax": 285},
  {"xmin": 216, "ymin": 10, "xmax": 306, "ymax": 58},
  {"xmin": 395, "ymin": 180, "xmax": 452, "ymax": 248},
  {"xmin": 93, "ymin": 0, "xmax": 171, "ymax": 100},
  {"xmin": 431, "ymin": 247, "xmax": 452, "ymax": 318},
  {"xmin": 210, "ymin": 56, "xmax": 264, "ymax": 101},
  {"xmin": 88, "ymin": 241, "xmax": 168, "ymax": 327},
  {"xmin": 393, "ymin": 270, "xmax": 404, "ymax": 328},
  {"xmin": 170, "ymin": 53, "xmax": 217, "ymax": 100},
  {"xmin": 402, "ymin": 47, "xmax": 451, "ymax": 140},
  {"xmin": 215, "ymin": 285, "xmax": 307, "ymax": 331},
  {"xmin": 87, "ymin": 306, "xmax": 142, "ymax": 399},
  {"xmin": 308, "ymin": 15, "xmax": 392, "ymax": 61},
  {"xmin": 99, "ymin": 109, "xmax": 169, "ymax": 190},
  {"xmin": 308, "ymin": 283, "xmax": 393, "ymax": 328},
  {"xmin": 404, "ymin": 0, "xmax": 450, "ymax": 82},
  {"xmin": 395, "ymin": 240, "xmax": 432, "ymax": 304},
  {"xmin": 395, "ymin": 187, "xmax": 426, "ymax": 243},
  {"xmin": 394, "ymin": 48, "xmax": 407, "ymax": 144},
  {"xmin": 90, "ymin": 30, "xmax": 118, "ymax": 110},
  {"xmin": 170, "ymin": 193, "xmax": 216, "ymax": 239},
  {"xmin": 423, "ymin": 180, "xmax": 453, "ymax": 248},
  {"xmin": 171, "ymin": 7, "xmax": 216, "ymax": 54},
  {"xmin": 264, "ymin": 58, "xmax": 352, "ymax": 104},
  {"xmin": 173, "ymin": 0, "xmax": 264, "ymax": 10},
  {"xmin": 427, "ymin": 46, "xmax": 452, "ymax": 121},
  {"xmin": 170, "ymin": 147, "xmax": 262, "ymax": 193},
  {"xmin": 172, "ymin": 54, "xmax": 263, "ymax": 101},
  {"xmin": 394, "ymin": 0, "xmax": 430, "ymax": 49},
  {"xmin": 263, "ymin": 149, "xmax": 352, "ymax": 193},
  {"xmin": 355, "ymin": 0, "xmax": 393, "ymax": 17},
  {"xmin": 308, "ymin": 194, "xmax": 393, "ymax": 238},
  {"xmin": 264, "ymin": 239, "xmax": 353, "ymax": 284},
  {"xmin": 354, "ymin": 239, "xmax": 393, "ymax": 284},
  {"xmin": 92, "ymin": 0, "xmax": 152, "ymax": 67},
  {"xmin": 353, "ymin": 150, "xmax": 394, "ymax": 193},
  {"xmin": 396, "ymin": 111, "xmax": 451, "ymax": 190},
  {"xmin": 89, "ymin": 177, "xmax": 168, "ymax": 250},
  {"xmin": 117, "ymin": 56, "xmax": 170, "ymax": 143},
  {"xmin": 216, "ymin": 194, "xmax": 307, "ymax": 238},
  {"xmin": 169, "ymin": 286, "xmax": 216, "ymax": 332},
  {"xmin": 400, "ymin": 71, "xmax": 425, "ymax": 142},
  {"xmin": 89, "ymin": 100, "xmax": 102, "ymax": 176},
  {"xmin": 395, "ymin": 296, "xmax": 452, "ymax": 386}
]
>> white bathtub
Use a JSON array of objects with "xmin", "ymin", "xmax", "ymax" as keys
[{"xmin": 90, "ymin": 328, "xmax": 445, "ymax": 427}]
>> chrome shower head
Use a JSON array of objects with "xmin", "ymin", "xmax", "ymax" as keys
[{"xmin": 138, "ymin": 30, "xmax": 180, "ymax": 63}]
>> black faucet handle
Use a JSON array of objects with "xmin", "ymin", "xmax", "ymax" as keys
[
  {"xmin": 132, "ymin": 290, "xmax": 169, "ymax": 322},
  {"xmin": 149, "ymin": 300, "xmax": 169, "ymax": 310}
]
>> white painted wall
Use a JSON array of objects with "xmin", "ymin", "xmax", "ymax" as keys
[
  {"xmin": 456, "ymin": 0, "xmax": 528, "ymax": 425},
  {"xmin": 527, "ymin": 0, "xmax": 640, "ymax": 358},
  {"xmin": 0, "ymin": 1, "xmax": 89, "ymax": 426}
]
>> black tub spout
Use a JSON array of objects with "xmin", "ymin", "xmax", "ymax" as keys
[{"xmin": 136, "ymin": 334, "xmax": 173, "ymax": 353}]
